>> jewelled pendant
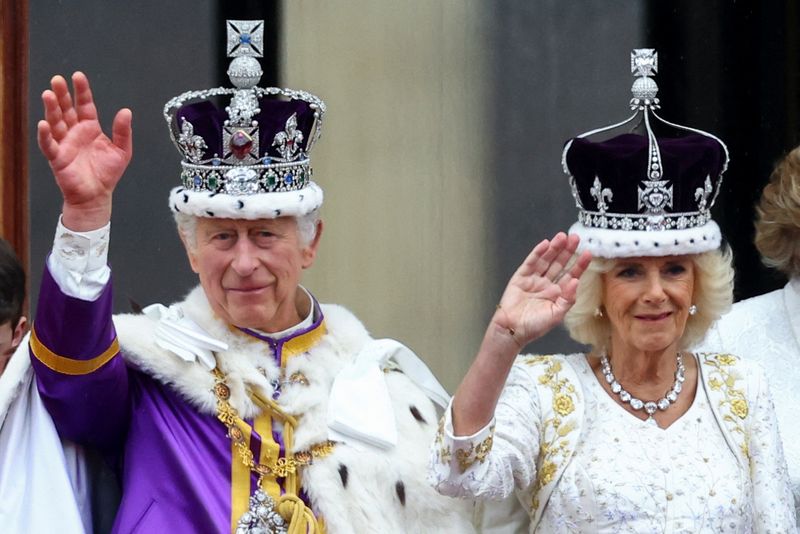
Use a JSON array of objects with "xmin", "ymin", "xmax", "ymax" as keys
[{"xmin": 236, "ymin": 489, "xmax": 288, "ymax": 534}]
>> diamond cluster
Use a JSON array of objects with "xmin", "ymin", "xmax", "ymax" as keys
[{"xmin": 235, "ymin": 489, "xmax": 287, "ymax": 534}]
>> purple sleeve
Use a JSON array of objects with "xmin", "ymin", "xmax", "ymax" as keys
[{"xmin": 30, "ymin": 263, "xmax": 131, "ymax": 449}]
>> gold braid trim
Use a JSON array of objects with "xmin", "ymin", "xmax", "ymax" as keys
[
  {"xmin": 30, "ymin": 325, "xmax": 120, "ymax": 375},
  {"xmin": 212, "ymin": 367, "xmax": 334, "ymax": 530}
]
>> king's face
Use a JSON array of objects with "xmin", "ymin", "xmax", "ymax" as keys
[{"xmin": 185, "ymin": 216, "xmax": 320, "ymax": 332}]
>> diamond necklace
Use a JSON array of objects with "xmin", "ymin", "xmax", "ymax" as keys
[{"xmin": 599, "ymin": 351, "xmax": 685, "ymax": 424}]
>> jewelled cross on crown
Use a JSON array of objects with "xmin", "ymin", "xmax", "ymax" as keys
[
  {"xmin": 222, "ymin": 20, "xmax": 266, "ymax": 166},
  {"xmin": 630, "ymin": 48, "xmax": 660, "ymax": 111},
  {"xmin": 561, "ymin": 48, "xmax": 729, "ymax": 241},
  {"xmin": 227, "ymin": 20, "xmax": 264, "ymax": 59},
  {"xmin": 631, "ymin": 48, "xmax": 671, "ymax": 226}
]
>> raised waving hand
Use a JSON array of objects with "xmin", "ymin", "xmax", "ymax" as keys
[
  {"xmin": 37, "ymin": 72, "xmax": 132, "ymax": 231},
  {"xmin": 492, "ymin": 232, "xmax": 592, "ymax": 348},
  {"xmin": 452, "ymin": 233, "xmax": 592, "ymax": 435}
]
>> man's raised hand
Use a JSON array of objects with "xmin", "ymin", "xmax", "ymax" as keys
[{"xmin": 37, "ymin": 71, "xmax": 132, "ymax": 231}]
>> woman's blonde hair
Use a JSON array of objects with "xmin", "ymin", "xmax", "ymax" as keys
[
  {"xmin": 564, "ymin": 248, "xmax": 734, "ymax": 351},
  {"xmin": 754, "ymin": 146, "xmax": 800, "ymax": 277}
]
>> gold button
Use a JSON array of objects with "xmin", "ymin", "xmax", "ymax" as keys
[{"xmin": 666, "ymin": 493, "xmax": 673, "ymax": 501}]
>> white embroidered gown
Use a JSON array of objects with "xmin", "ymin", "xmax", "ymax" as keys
[
  {"xmin": 699, "ymin": 277, "xmax": 800, "ymax": 522},
  {"xmin": 429, "ymin": 353, "xmax": 796, "ymax": 533}
]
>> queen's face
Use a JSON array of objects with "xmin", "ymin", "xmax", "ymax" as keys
[
  {"xmin": 185, "ymin": 217, "xmax": 320, "ymax": 333},
  {"xmin": 601, "ymin": 255, "xmax": 695, "ymax": 354}
]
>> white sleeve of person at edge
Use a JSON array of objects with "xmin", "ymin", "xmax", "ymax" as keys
[
  {"xmin": 328, "ymin": 338, "xmax": 450, "ymax": 450},
  {"xmin": 144, "ymin": 305, "xmax": 450, "ymax": 450}
]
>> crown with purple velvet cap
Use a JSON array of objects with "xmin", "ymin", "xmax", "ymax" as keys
[
  {"xmin": 163, "ymin": 20, "xmax": 325, "ymax": 220},
  {"xmin": 561, "ymin": 49, "xmax": 729, "ymax": 258}
]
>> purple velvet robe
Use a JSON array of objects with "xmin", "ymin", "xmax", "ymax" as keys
[{"xmin": 30, "ymin": 266, "xmax": 323, "ymax": 533}]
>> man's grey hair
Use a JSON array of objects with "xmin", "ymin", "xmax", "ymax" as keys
[{"xmin": 174, "ymin": 209, "xmax": 321, "ymax": 250}]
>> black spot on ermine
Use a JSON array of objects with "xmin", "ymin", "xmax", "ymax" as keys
[
  {"xmin": 396, "ymin": 480, "xmax": 406, "ymax": 506},
  {"xmin": 409, "ymin": 405, "xmax": 427, "ymax": 424}
]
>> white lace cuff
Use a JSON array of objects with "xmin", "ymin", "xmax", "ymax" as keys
[{"xmin": 46, "ymin": 217, "xmax": 111, "ymax": 301}]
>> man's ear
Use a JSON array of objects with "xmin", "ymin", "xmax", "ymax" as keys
[
  {"xmin": 301, "ymin": 219, "xmax": 324, "ymax": 269},
  {"xmin": 11, "ymin": 316, "xmax": 27, "ymax": 350}
]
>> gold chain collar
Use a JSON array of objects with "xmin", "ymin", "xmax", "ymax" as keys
[{"xmin": 212, "ymin": 367, "xmax": 335, "ymax": 480}]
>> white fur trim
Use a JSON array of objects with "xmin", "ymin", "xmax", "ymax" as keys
[
  {"xmin": 303, "ymin": 369, "xmax": 473, "ymax": 533},
  {"xmin": 169, "ymin": 181, "xmax": 323, "ymax": 219},
  {"xmin": 113, "ymin": 289, "xmax": 376, "ymax": 423},
  {"xmin": 569, "ymin": 220, "xmax": 721, "ymax": 258},
  {"xmin": 115, "ymin": 286, "xmax": 279, "ymax": 418},
  {"xmin": 113, "ymin": 288, "xmax": 475, "ymax": 532}
]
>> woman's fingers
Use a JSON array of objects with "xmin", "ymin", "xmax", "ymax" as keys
[
  {"xmin": 518, "ymin": 232, "xmax": 568, "ymax": 277},
  {"xmin": 519, "ymin": 232, "xmax": 585, "ymax": 280},
  {"xmin": 515, "ymin": 234, "xmax": 590, "ymax": 299},
  {"xmin": 556, "ymin": 277, "xmax": 581, "ymax": 308},
  {"xmin": 544, "ymin": 233, "xmax": 580, "ymax": 280},
  {"xmin": 569, "ymin": 250, "xmax": 593, "ymax": 280},
  {"xmin": 516, "ymin": 238, "xmax": 551, "ymax": 277}
]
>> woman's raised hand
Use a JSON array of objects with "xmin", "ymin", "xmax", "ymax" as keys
[
  {"xmin": 451, "ymin": 233, "xmax": 592, "ymax": 435},
  {"xmin": 492, "ymin": 233, "xmax": 592, "ymax": 348},
  {"xmin": 37, "ymin": 72, "xmax": 133, "ymax": 231}
]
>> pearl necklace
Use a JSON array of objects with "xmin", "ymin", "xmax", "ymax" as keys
[{"xmin": 600, "ymin": 351, "xmax": 685, "ymax": 424}]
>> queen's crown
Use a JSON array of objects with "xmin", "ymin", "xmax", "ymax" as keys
[{"xmin": 562, "ymin": 49, "xmax": 729, "ymax": 234}]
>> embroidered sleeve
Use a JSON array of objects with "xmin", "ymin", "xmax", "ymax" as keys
[
  {"xmin": 747, "ymin": 362, "xmax": 798, "ymax": 531},
  {"xmin": 428, "ymin": 361, "xmax": 542, "ymax": 500}
]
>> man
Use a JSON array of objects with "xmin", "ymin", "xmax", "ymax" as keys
[
  {"xmin": 32, "ymin": 20, "xmax": 473, "ymax": 533},
  {"xmin": 0, "ymin": 239, "xmax": 26, "ymax": 376},
  {"xmin": 0, "ymin": 238, "xmax": 91, "ymax": 533}
]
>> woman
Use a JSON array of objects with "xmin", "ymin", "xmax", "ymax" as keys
[
  {"xmin": 429, "ymin": 49, "xmax": 796, "ymax": 532},
  {"xmin": 700, "ymin": 145, "xmax": 800, "ymax": 520}
]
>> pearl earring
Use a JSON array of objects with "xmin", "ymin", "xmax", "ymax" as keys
[
  {"xmin": 594, "ymin": 307, "xmax": 604, "ymax": 318},
  {"xmin": 688, "ymin": 304, "xmax": 698, "ymax": 316}
]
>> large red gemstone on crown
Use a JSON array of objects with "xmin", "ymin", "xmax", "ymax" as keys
[{"xmin": 230, "ymin": 130, "xmax": 254, "ymax": 160}]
